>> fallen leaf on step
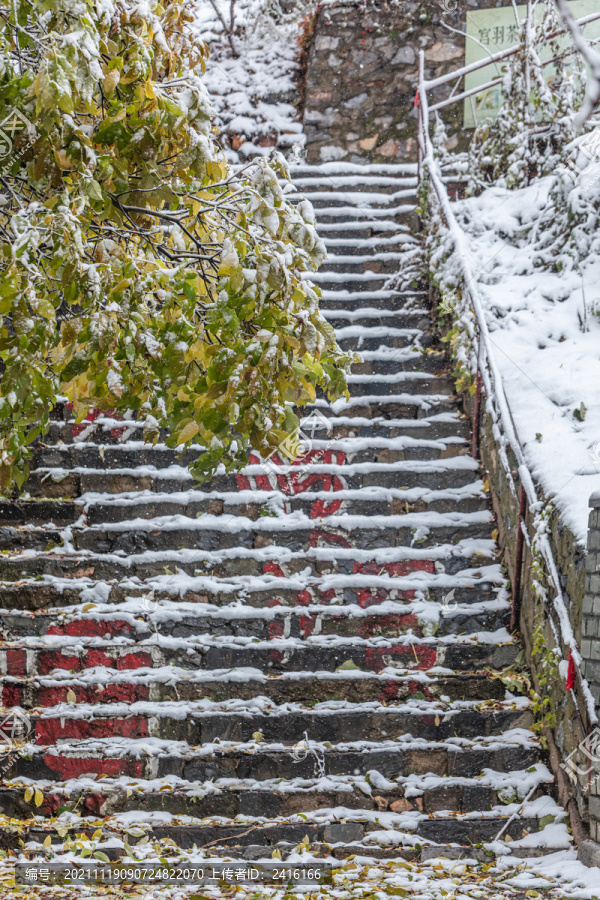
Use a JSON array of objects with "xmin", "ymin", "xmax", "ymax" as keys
[{"xmin": 336, "ymin": 660, "xmax": 360, "ymax": 671}]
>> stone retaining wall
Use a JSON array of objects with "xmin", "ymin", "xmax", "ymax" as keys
[
  {"xmin": 303, "ymin": 0, "xmax": 517, "ymax": 164},
  {"xmin": 460, "ymin": 370, "xmax": 595, "ymax": 855},
  {"xmin": 580, "ymin": 494, "xmax": 600, "ymax": 860}
]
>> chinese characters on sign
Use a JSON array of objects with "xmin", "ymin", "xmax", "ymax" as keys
[{"xmin": 477, "ymin": 25, "xmax": 520, "ymax": 46}]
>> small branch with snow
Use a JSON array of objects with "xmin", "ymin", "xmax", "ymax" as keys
[
  {"xmin": 554, "ymin": 0, "xmax": 600, "ymax": 126},
  {"xmin": 207, "ymin": 0, "xmax": 239, "ymax": 58}
]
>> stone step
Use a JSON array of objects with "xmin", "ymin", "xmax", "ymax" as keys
[
  {"xmin": 323, "ymin": 288, "xmax": 414, "ymax": 304},
  {"xmin": 314, "ymin": 222, "xmax": 411, "ymax": 240},
  {"xmin": 320, "ymin": 254, "xmax": 410, "ymax": 275},
  {"xmin": 322, "ymin": 233, "xmax": 418, "ymax": 253},
  {"xmin": 0, "ymin": 568, "xmax": 503, "ymax": 610},
  {"xmin": 36, "ymin": 416, "xmax": 467, "ymax": 456},
  {"xmin": 337, "ymin": 332, "xmax": 421, "ymax": 352},
  {"xmin": 31, "ymin": 433, "xmax": 468, "ymax": 477},
  {"xmin": 18, "ymin": 699, "xmax": 535, "ymax": 745},
  {"xmin": 40, "ymin": 399, "xmax": 462, "ymax": 448},
  {"xmin": 350, "ymin": 354, "xmax": 451, "ymax": 376},
  {"xmin": 315, "ymin": 276, "xmax": 392, "ymax": 293},
  {"xmin": 77, "ymin": 490, "xmax": 486, "ymax": 527},
  {"xmin": 0, "ymin": 500, "xmax": 80, "ymax": 528},
  {"xmin": 313, "ymin": 210, "xmax": 416, "ymax": 229},
  {"xmin": 288, "ymin": 162, "xmax": 418, "ymax": 178},
  {"xmin": 4, "ymin": 670, "xmax": 507, "ymax": 709},
  {"xmin": 322, "ymin": 395, "xmax": 455, "ymax": 418},
  {"xmin": 321, "ymin": 295, "xmax": 427, "ymax": 311},
  {"xmin": 1, "ymin": 810, "xmax": 556, "ymax": 856},
  {"xmin": 0, "ymin": 599, "xmax": 509, "ymax": 642},
  {"xmin": 323, "ymin": 308, "xmax": 430, "ymax": 328},
  {"xmin": 344, "ymin": 373, "xmax": 456, "ymax": 397},
  {"xmin": 0, "ymin": 767, "xmax": 551, "ymax": 820},
  {"xmin": 25, "ymin": 456, "xmax": 483, "ymax": 499},
  {"xmin": 312, "ymin": 268, "xmax": 392, "ymax": 282},
  {"xmin": 0, "ymin": 631, "xmax": 517, "ymax": 679},
  {"xmin": 68, "ymin": 511, "xmax": 493, "ymax": 554},
  {"xmin": 292, "ymin": 188, "xmax": 418, "ymax": 208},
  {"xmin": 8, "ymin": 734, "xmax": 540, "ymax": 784},
  {"xmin": 0, "ymin": 537, "xmax": 499, "ymax": 582}
]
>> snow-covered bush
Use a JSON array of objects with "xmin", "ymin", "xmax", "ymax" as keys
[
  {"xmin": 0, "ymin": 0, "xmax": 354, "ymax": 493},
  {"xmin": 468, "ymin": 1, "xmax": 585, "ymax": 192}
]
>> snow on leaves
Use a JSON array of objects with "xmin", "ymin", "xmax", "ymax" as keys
[{"xmin": 0, "ymin": 0, "xmax": 354, "ymax": 493}]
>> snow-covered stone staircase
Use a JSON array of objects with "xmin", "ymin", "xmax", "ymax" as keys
[{"xmin": 0, "ymin": 162, "xmax": 567, "ymax": 864}]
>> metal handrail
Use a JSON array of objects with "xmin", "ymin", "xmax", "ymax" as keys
[
  {"xmin": 422, "ymin": 10, "xmax": 600, "ymax": 93},
  {"xmin": 416, "ymin": 48, "xmax": 597, "ymax": 730}
]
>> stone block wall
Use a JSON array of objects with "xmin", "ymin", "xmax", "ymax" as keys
[
  {"xmin": 458, "ymin": 350, "xmax": 593, "ymax": 849},
  {"xmin": 577, "ymin": 494, "xmax": 600, "ymax": 859},
  {"xmin": 302, "ymin": 0, "xmax": 517, "ymax": 165},
  {"xmin": 582, "ymin": 496, "xmax": 600, "ymax": 704}
]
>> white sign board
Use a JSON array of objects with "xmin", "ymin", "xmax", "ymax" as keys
[{"xmin": 464, "ymin": 1, "xmax": 600, "ymax": 127}]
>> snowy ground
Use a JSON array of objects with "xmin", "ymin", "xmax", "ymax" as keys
[
  {"xmin": 193, "ymin": 0, "xmax": 307, "ymax": 162},
  {"xmin": 2, "ymin": 851, "xmax": 600, "ymax": 899},
  {"xmin": 435, "ymin": 163, "xmax": 600, "ymax": 546}
]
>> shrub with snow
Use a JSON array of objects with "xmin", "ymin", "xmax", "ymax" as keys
[{"xmin": 0, "ymin": 0, "xmax": 354, "ymax": 493}]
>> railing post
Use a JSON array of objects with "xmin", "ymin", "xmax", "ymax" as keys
[
  {"xmin": 415, "ymin": 89, "xmax": 421, "ymax": 185},
  {"xmin": 471, "ymin": 370, "xmax": 482, "ymax": 460},
  {"xmin": 509, "ymin": 485, "xmax": 527, "ymax": 633}
]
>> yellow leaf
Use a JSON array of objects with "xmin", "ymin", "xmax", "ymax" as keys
[
  {"xmin": 119, "ymin": 69, "xmax": 139, "ymax": 85},
  {"xmin": 106, "ymin": 108, "xmax": 126, "ymax": 123},
  {"xmin": 43, "ymin": 835, "xmax": 52, "ymax": 849},
  {"xmin": 252, "ymin": 731, "xmax": 263, "ymax": 743},
  {"xmin": 82, "ymin": 603, "xmax": 96, "ymax": 612},
  {"xmin": 24, "ymin": 787, "xmax": 34, "ymax": 803},
  {"xmin": 176, "ymin": 421, "xmax": 199, "ymax": 445},
  {"xmin": 34, "ymin": 298, "xmax": 55, "ymax": 322},
  {"xmin": 34, "ymin": 788, "xmax": 44, "ymax": 807},
  {"xmin": 54, "ymin": 150, "xmax": 72, "ymax": 170},
  {"xmin": 271, "ymin": 848, "xmax": 282, "ymax": 860},
  {"xmin": 185, "ymin": 341, "xmax": 208, "ymax": 366},
  {"xmin": 111, "ymin": 279, "xmax": 130, "ymax": 295},
  {"xmin": 491, "ymin": 528, "xmax": 499, "ymax": 541},
  {"xmin": 103, "ymin": 69, "xmax": 120, "ymax": 95},
  {"xmin": 66, "ymin": 688, "xmax": 76, "ymax": 705},
  {"xmin": 144, "ymin": 80, "xmax": 156, "ymax": 100},
  {"xmin": 206, "ymin": 160, "xmax": 227, "ymax": 182},
  {"xmin": 434, "ymin": 716, "xmax": 440, "ymax": 727}
]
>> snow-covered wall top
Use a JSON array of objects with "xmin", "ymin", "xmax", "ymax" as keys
[{"xmin": 303, "ymin": 0, "xmax": 518, "ymax": 165}]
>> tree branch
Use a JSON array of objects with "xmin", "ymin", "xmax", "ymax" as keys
[{"xmin": 554, "ymin": 0, "xmax": 600, "ymax": 126}]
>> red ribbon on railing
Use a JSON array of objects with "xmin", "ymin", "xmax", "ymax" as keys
[
  {"xmin": 566, "ymin": 648, "xmax": 576, "ymax": 691},
  {"xmin": 414, "ymin": 89, "xmax": 420, "ymax": 107}
]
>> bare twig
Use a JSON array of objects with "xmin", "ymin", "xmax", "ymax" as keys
[
  {"xmin": 207, "ymin": 0, "xmax": 238, "ymax": 57},
  {"xmin": 555, "ymin": 0, "xmax": 600, "ymax": 126}
]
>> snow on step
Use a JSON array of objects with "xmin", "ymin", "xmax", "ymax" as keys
[{"xmin": 0, "ymin": 164, "xmax": 567, "ymax": 864}]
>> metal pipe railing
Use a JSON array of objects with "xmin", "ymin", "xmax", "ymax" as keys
[
  {"xmin": 422, "ymin": 10, "xmax": 600, "ymax": 93},
  {"xmin": 416, "ymin": 47, "xmax": 597, "ymax": 730},
  {"xmin": 429, "ymin": 40, "xmax": 600, "ymax": 113}
]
